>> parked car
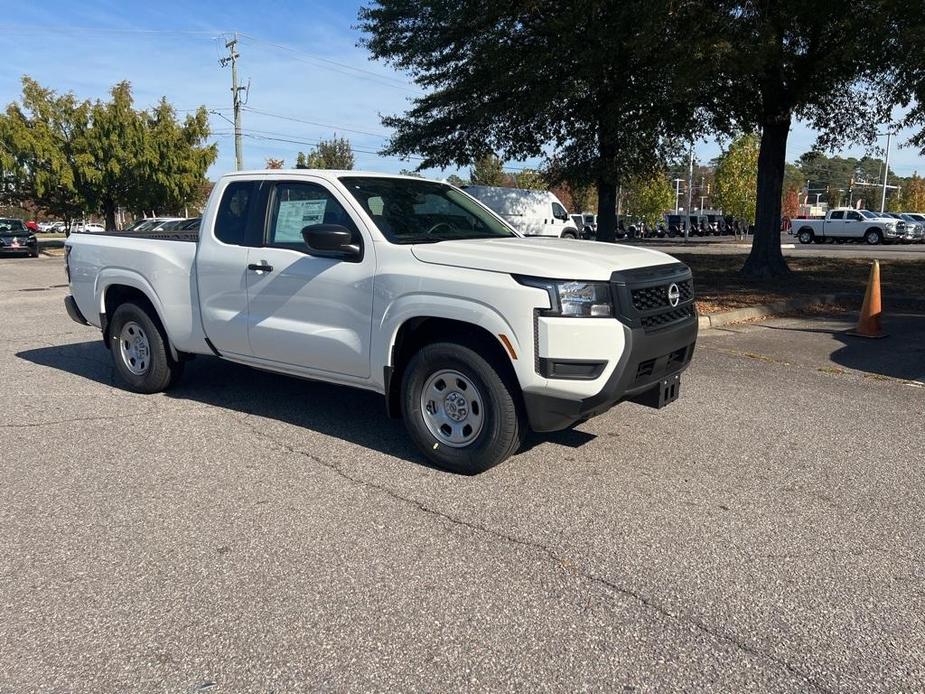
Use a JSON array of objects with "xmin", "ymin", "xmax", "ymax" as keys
[
  {"xmin": 462, "ymin": 185, "xmax": 581, "ymax": 238},
  {"xmin": 664, "ymin": 214, "xmax": 686, "ymax": 238},
  {"xmin": 122, "ymin": 217, "xmax": 183, "ymax": 233},
  {"xmin": 794, "ymin": 208, "xmax": 905, "ymax": 245},
  {"xmin": 0, "ymin": 218, "xmax": 39, "ymax": 257},
  {"xmin": 73, "ymin": 223, "xmax": 106, "ymax": 233},
  {"xmin": 157, "ymin": 217, "xmax": 201, "ymax": 232},
  {"xmin": 896, "ymin": 213, "xmax": 925, "ymax": 243},
  {"xmin": 65, "ymin": 170, "xmax": 697, "ymax": 474}
]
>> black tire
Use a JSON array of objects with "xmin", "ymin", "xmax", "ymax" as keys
[
  {"xmin": 560, "ymin": 230, "xmax": 577, "ymax": 239},
  {"xmin": 401, "ymin": 342, "xmax": 526, "ymax": 474},
  {"xmin": 109, "ymin": 302, "xmax": 184, "ymax": 393},
  {"xmin": 798, "ymin": 229, "xmax": 814, "ymax": 244},
  {"xmin": 864, "ymin": 229, "xmax": 882, "ymax": 245},
  {"xmin": 29, "ymin": 248, "xmax": 39, "ymax": 258}
]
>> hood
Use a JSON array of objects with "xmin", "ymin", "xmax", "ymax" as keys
[{"xmin": 410, "ymin": 237, "xmax": 679, "ymax": 280}]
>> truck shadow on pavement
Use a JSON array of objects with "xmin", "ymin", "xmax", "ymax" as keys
[{"xmin": 16, "ymin": 341, "xmax": 595, "ymax": 469}]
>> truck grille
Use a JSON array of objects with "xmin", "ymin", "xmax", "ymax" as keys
[
  {"xmin": 631, "ymin": 279, "xmax": 693, "ymax": 311},
  {"xmin": 640, "ymin": 305, "xmax": 695, "ymax": 330},
  {"xmin": 610, "ymin": 263, "xmax": 696, "ymax": 334}
]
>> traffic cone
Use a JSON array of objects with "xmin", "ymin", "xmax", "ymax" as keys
[{"xmin": 847, "ymin": 260, "xmax": 887, "ymax": 338}]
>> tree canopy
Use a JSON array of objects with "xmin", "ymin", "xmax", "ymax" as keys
[
  {"xmin": 713, "ymin": 134, "xmax": 759, "ymax": 226},
  {"xmin": 0, "ymin": 77, "xmax": 215, "ymax": 229},
  {"xmin": 295, "ymin": 137, "xmax": 355, "ymax": 170},
  {"xmin": 358, "ymin": 0, "xmax": 700, "ymax": 241},
  {"xmin": 622, "ymin": 173, "xmax": 675, "ymax": 228},
  {"xmin": 696, "ymin": 0, "xmax": 899, "ymax": 275}
]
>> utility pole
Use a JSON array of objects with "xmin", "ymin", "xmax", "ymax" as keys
[
  {"xmin": 673, "ymin": 178, "xmax": 683, "ymax": 213},
  {"xmin": 880, "ymin": 132, "xmax": 892, "ymax": 213},
  {"xmin": 699, "ymin": 175, "xmax": 706, "ymax": 210},
  {"xmin": 220, "ymin": 34, "xmax": 246, "ymax": 171}
]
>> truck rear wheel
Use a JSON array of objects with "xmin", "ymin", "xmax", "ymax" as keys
[
  {"xmin": 401, "ymin": 342, "xmax": 525, "ymax": 474},
  {"xmin": 798, "ymin": 229, "xmax": 814, "ymax": 244},
  {"xmin": 109, "ymin": 302, "xmax": 184, "ymax": 393}
]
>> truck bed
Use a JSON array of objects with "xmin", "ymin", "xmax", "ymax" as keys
[{"xmin": 66, "ymin": 232, "xmax": 209, "ymax": 354}]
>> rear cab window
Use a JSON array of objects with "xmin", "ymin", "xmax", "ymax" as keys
[{"xmin": 214, "ymin": 181, "xmax": 258, "ymax": 245}]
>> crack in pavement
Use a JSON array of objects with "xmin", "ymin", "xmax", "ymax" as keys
[
  {"xmin": 233, "ymin": 411, "xmax": 833, "ymax": 693},
  {"xmin": 0, "ymin": 410, "xmax": 156, "ymax": 429}
]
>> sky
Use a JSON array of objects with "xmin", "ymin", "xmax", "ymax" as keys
[{"xmin": 1, "ymin": 0, "xmax": 923, "ymax": 182}]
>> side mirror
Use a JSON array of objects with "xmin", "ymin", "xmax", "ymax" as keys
[{"xmin": 301, "ymin": 224, "xmax": 362, "ymax": 260}]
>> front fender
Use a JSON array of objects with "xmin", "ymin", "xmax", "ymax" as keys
[{"xmin": 374, "ymin": 292, "xmax": 532, "ymax": 390}]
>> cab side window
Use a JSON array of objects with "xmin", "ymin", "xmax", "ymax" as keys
[
  {"xmin": 214, "ymin": 181, "xmax": 256, "ymax": 245},
  {"xmin": 846, "ymin": 211, "xmax": 862, "ymax": 221},
  {"xmin": 829, "ymin": 211, "xmax": 844, "ymax": 220},
  {"xmin": 267, "ymin": 182, "xmax": 359, "ymax": 250},
  {"xmin": 551, "ymin": 202, "xmax": 568, "ymax": 221}
]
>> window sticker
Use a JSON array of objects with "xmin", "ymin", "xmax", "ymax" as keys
[{"xmin": 275, "ymin": 199, "xmax": 328, "ymax": 243}]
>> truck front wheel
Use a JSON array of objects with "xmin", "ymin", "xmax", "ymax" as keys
[
  {"xmin": 864, "ymin": 229, "xmax": 882, "ymax": 245},
  {"xmin": 109, "ymin": 302, "xmax": 184, "ymax": 393},
  {"xmin": 401, "ymin": 342, "xmax": 525, "ymax": 474}
]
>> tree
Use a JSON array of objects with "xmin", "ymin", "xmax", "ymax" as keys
[
  {"xmin": 0, "ymin": 77, "xmax": 89, "ymax": 228},
  {"xmin": 296, "ymin": 137, "xmax": 355, "ymax": 170},
  {"xmin": 358, "ymin": 0, "xmax": 700, "ymax": 242},
  {"xmin": 512, "ymin": 168, "xmax": 545, "ymax": 191},
  {"xmin": 782, "ymin": 187, "xmax": 800, "ymax": 220},
  {"xmin": 265, "ymin": 157, "xmax": 284, "ymax": 169},
  {"xmin": 713, "ymin": 133, "xmax": 759, "ymax": 226},
  {"xmin": 623, "ymin": 173, "xmax": 675, "ymax": 227},
  {"xmin": 445, "ymin": 173, "xmax": 467, "ymax": 187},
  {"xmin": 0, "ymin": 77, "xmax": 215, "ymax": 229},
  {"xmin": 893, "ymin": 173, "xmax": 925, "ymax": 211},
  {"xmin": 469, "ymin": 154, "xmax": 507, "ymax": 186},
  {"xmin": 699, "ymin": 1, "xmax": 897, "ymax": 277}
]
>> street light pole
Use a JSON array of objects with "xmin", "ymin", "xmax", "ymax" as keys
[{"xmin": 880, "ymin": 132, "xmax": 892, "ymax": 213}]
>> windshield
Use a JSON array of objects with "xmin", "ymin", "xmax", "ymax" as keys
[
  {"xmin": 0, "ymin": 219, "xmax": 26, "ymax": 232},
  {"xmin": 339, "ymin": 176, "xmax": 517, "ymax": 244}
]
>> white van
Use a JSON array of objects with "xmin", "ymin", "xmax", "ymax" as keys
[{"xmin": 462, "ymin": 185, "xmax": 581, "ymax": 238}]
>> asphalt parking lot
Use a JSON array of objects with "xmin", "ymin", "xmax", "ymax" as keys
[{"xmin": 2, "ymin": 256, "xmax": 924, "ymax": 692}]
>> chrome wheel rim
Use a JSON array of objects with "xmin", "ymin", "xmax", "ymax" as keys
[
  {"xmin": 118, "ymin": 321, "xmax": 151, "ymax": 375},
  {"xmin": 420, "ymin": 369, "xmax": 484, "ymax": 448}
]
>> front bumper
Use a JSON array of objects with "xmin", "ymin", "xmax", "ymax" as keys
[
  {"xmin": 0, "ymin": 239, "xmax": 37, "ymax": 253},
  {"xmin": 523, "ymin": 315, "xmax": 697, "ymax": 431}
]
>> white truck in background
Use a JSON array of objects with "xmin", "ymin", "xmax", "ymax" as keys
[
  {"xmin": 795, "ymin": 208, "xmax": 906, "ymax": 245},
  {"xmin": 64, "ymin": 171, "xmax": 697, "ymax": 474},
  {"xmin": 462, "ymin": 185, "xmax": 582, "ymax": 238}
]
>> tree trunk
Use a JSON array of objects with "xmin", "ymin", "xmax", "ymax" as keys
[
  {"xmin": 741, "ymin": 117, "xmax": 791, "ymax": 278},
  {"xmin": 103, "ymin": 199, "xmax": 117, "ymax": 231},
  {"xmin": 596, "ymin": 178, "xmax": 618, "ymax": 243}
]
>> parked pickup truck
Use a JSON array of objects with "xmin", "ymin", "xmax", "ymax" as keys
[
  {"xmin": 64, "ymin": 171, "xmax": 697, "ymax": 473},
  {"xmin": 794, "ymin": 208, "xmax": 905, "ymax": 245}
]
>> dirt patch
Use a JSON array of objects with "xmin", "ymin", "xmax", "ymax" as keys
[{"xmin": 676, "ymin": 254, "xmax": 925, "ymax": 314}]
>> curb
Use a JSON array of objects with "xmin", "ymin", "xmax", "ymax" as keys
[{"xmin": 698, "ymin": 294, "xmax": 849, "ymax": 330}]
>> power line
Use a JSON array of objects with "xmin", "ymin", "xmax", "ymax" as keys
[
  {"xmin": 241, "ymin": 107, "xmax": 391, "ymax": 139},
  {"xmin": 0, "ymin": 24, "xmax": 225, "ymax": 36},
  {"xmin": 237, "ymin": 32, "xmax": 420, "ymax": 93}
]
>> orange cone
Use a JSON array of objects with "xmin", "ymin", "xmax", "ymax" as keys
[{"xmin": 847, "ymin": 260, "xmax": 887, "ymax": 338}]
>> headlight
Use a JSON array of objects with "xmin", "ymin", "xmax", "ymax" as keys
[{"xmin": 515, "ymin": 277, "xmax": 613, "ymax": 318}]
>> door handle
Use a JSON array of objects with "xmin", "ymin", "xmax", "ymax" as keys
[{"xmin": 247, "ymin": 263, "xmax": 273, "ymax": 272}]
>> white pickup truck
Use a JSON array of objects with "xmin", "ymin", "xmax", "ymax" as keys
[
  {"xmin": 794, "ymin": 208, "xmax": 905, "ymax": 245},
  {"xmin": 64, "ymin": 171, "xmax": 697, "ymax": 473}
]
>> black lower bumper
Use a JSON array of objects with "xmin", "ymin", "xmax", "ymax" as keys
[
  {"xmin": 64, "ymin": 295, "xmax": 89, "ymax": 325},
  {"xmin": 523, "ymin": 316, "xmax": 698, "ymax": 432}
]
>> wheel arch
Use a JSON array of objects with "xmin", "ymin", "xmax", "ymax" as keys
[
  {"xmin": 99, "ymin": 281, "xmax": 176, "ymax": 360},
  {"xmin": 384, "ymin": 316, "xmax": 520, "ymax": 419}
]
